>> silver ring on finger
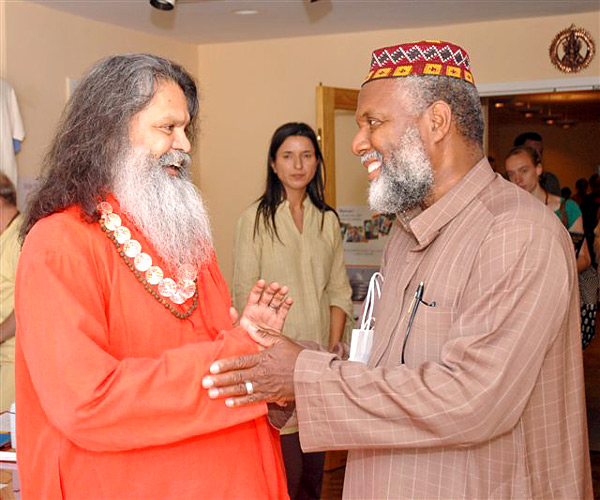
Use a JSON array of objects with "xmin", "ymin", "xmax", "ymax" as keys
[
  {"xmin": 245, "ymin": 380, "xmax": 254, "ymax": 395},
  {"xmin": 268, "ymin": 304, "xmax": 279, "ymax": 311}
]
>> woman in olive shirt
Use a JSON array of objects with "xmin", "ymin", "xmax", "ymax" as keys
[{"xmin": 233, "ymin": 122, "xmax": 353, "ymax": 500}]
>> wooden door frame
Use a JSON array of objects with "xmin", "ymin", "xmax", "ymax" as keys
[{"xmin": 315, "ymin": 86, "xmax": 359, "ymax": 207}]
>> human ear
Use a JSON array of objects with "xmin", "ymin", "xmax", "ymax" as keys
[
  {"xmin": 535, "ymin": 163, "xmax": 543, "ymax": 178},
  {"xmin": 424, "ymin": 100, "xmax": 452, "ymax": 143}
]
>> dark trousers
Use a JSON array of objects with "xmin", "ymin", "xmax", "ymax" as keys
[{"xmin": 280, "ymin": 432, "xmax": 326, "ymax": 500}]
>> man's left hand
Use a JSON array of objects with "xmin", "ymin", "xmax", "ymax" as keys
[
  {"xmin": 232, "ymin": 280, "xmax": 293, "ymax": 339},
  {"xmin": 202, "ymin": 329, "xmax": 304, "ymax": 407}
]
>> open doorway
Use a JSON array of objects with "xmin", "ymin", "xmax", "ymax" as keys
[{"xmin": 484, "ymin": 89, "xmax": 600, "ymax": 193}]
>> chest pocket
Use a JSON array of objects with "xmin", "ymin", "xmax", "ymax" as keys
[
  {"xmin": 399, "ymin": 304, "xmax": 455, "ymax": 365},
  {"xmin": 388, "ymin": 202, "xmax": 492, "ymax": 367}
]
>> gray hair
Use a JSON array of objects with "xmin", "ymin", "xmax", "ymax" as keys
[
  {"xmin": 401, "ymin": 75, "xmax": 484, "ymax": 147},
  {"xmin": 22, "ymin": 53, "xmax": 199, "ymax": 239}
]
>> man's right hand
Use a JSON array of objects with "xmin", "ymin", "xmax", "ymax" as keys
[{"xmin": 202, "ymin": 331, "xmax": 303, "ymax": 407}]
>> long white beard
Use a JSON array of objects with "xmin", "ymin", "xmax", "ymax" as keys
[
  {"xmin": 112, "ymin": 146, "xmax": 213, "ymax": 274},
  {"xmin": 368, "ymin": 125, "xmax": 434, "ymax": 214}
]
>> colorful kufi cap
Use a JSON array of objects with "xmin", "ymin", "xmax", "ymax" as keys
[{"xmin": 363, "ymin": 40, "xmax": 475, "ymax": 86}]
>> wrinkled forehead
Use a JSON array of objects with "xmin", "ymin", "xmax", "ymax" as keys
[
  {"xmin": 133, "ymin": 76, "xmax": 192, "ymax": 118},
  {"xmin": 138, "ymin": 80, "xmax": 190, "ymax": 119},
  {"xmin": 356, "ymin": 78, "xmax": 416, "ymax": 118}
]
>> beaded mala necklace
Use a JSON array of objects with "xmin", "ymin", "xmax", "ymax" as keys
[{"xmin": 98, "ymin": 202, "xmax": 198, "ymax": 320}]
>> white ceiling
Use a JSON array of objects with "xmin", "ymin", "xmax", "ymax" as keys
[{"xmin": 33, "ymin": 0, "xmax": 600, "ymax": 45}]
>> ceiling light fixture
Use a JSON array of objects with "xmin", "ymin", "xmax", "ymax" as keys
[
  {"xmin": 556, "ymin": 117, "xmax": 577, "ymax": 129},
  {"xmin": 150, "ymin": 0, "xmax": 175, "ymax": 11},
  {"xmin": 232, "ymin": 9, "xmax": 259, "ymax": 15},
  {"xmin": 518, "ymin": 103, "xmax": 540, "ymax": 117},
  {"xmin": 542, "ymin": 96, "xmax": 560, "ymax": 126},
  {"xmin": 542, "ymin": 111, "xmax": 560, "ymax": 125}
]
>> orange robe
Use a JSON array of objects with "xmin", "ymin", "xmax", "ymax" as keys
[{"xmin": 15, "ymin": 200, "xmax": 288, "ymax": 499}]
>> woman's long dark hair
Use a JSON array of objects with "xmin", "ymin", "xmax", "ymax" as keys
[{"xmin": 254, "ymin": 122, "xmax": 337, "ymax": 241}]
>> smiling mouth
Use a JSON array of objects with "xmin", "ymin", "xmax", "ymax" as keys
[
  {"xmin": 367, "ymin": 161, "xmax": 381, "ymax": 174},
  {"xmin": 366, "ymin": 160, "xmax": 382, "ymax": 181},
  {"xmin": 164, "ymin": 164, "xmax": 183, "ymax": 177}
]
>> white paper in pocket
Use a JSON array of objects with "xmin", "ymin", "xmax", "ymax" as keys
[{"xmin": 349, "ymin": 328, "xmax": 374, "ymax": 364}]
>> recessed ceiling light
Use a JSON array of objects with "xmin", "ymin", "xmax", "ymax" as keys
[
  {"xmin": 232, "ymin": 9, "xmax": 259, "ymax": 15},
  {"xmin": 150, "ymin": 0, "xmax": 175, "ymax": 11}
]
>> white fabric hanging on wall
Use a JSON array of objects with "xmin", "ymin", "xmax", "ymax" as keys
[{"xmin": 0, "ymin": 78, "xmax": 25, "ymax": 187}]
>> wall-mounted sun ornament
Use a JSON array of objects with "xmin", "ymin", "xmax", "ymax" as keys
[{"xmin": 549, "ymin": 24, "xmax": 595, "ymax": 74}]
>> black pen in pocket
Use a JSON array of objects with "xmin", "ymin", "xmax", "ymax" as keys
[{"xmin": 401, "ymin": 281, "xmax": 436, "ymax": 364}]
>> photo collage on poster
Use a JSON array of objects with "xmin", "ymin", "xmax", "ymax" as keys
[
  {"xmin": 341, "ymin": 213, "xmax": 394, "ymax": 243},
  {"xmin": 339, "ymin": 206, "xmax": 396, "ymax": 320}
]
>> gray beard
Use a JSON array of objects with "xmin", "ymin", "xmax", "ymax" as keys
[
  {"xmin": 112, "ymin": 146, "xmax": 213, "ymax": 274},
  {"xmin": 368, "ymin": 125, "xmax": 434, "ymax": 214}
]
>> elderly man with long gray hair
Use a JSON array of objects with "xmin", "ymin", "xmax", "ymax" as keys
[{"xmin": 15, "ymin": 53, "xmax": 291, "ymax": 499}]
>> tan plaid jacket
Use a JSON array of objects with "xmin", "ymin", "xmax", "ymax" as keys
[{"xmin": 295, "ymin": 159, "xmax": 592, "ymax": 499}]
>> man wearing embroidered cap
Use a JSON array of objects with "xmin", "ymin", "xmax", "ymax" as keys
[
  {"xmin": 14, "ymin": 54, "xmax": 291, "ymax": 499},
  {"xmin": 204, "ymin": 40, "xmax": 592, "ymax": 498}
]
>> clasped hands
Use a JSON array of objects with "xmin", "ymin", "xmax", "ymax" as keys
[{"xmin": 202, "ymin": 280, "xmax": 303, "ymax": 407}]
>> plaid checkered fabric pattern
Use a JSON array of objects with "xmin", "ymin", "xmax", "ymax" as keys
[
  {"xmin": 363, "ymin": 40, "xmax": 475, "ymax": 86},
  {"xmin": 295, "ymin": 159, "xmax": 592, "ymax": 499}
]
